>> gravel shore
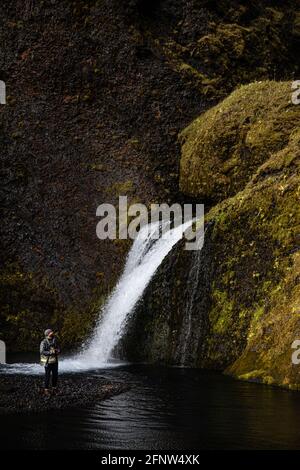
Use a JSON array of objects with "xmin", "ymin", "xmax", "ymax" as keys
[{"xmin": 0, "ymin": 374, "xmax": 130, "ymax": 415}]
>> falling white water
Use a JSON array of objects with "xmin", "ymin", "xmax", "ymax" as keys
[
  {"xmin": 67, "ymin": 219, "xmax": 194, "ymax": 368},
  {"xmin": 1, "ymin": 219, "xmax": 193, "ymax": 375}
]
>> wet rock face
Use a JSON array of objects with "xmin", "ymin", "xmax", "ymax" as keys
[
  {"xmin": 0, "ymin": 1, "xmax": 299, "ymax": 352},
  {"xmin": 119, "ymin": 221, "xmax": 252, "ymax": 370},
  {"xmin": 119, "ymin": 222, "xmax": 231, "ymax": 369}
]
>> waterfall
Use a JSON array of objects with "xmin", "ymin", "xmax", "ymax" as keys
[
  {"xmin": 68, "ymin": 219, "xmax": 194, "ymax": 370},
  {"xmin": 2, "ymin": 219, "xmax": 194, "ymax": 374}
]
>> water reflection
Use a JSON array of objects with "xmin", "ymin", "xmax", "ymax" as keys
[{"xmin": 1, "ymin": 365, "xmax": 300, "ymax": 450}]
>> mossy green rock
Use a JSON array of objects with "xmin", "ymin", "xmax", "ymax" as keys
[
  {"xmin": 194, "ymin": 82, "xmax": 300, "ymax": 388},
  {"xmin": 179, "ymin": 81, "xmax": 299, "ymax": 201},
  {"xmin": 208, "ymin": 134, "xmax": 300, "ymax": 388}
]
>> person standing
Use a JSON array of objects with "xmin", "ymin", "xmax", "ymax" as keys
[{"xmin": 40, "ymin": 329, "xmax": 60, "ymax": 395}]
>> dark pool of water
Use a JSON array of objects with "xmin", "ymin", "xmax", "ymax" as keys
[{"xmin": 1, "ymin": 364, "xmax": 300, "ymax": 450}]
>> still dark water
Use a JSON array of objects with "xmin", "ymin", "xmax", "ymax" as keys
[{"xmin": 1, "ymin": 363, "xmax": 300, "ymax": 450}]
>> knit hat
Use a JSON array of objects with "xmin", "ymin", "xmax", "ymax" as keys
[{"xmin": 44, "ymin": 329, "xmax": 53, "ymax": 337}]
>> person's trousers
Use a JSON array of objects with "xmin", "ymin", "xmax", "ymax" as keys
[{"xmin": 44, "ymin": 362, "xmax": 58, "ymax": 389}]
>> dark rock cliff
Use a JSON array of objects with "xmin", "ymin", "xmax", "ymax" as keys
[{"xmin": 0, "ymin": 0, "xmax": 299, "ymax": 354}]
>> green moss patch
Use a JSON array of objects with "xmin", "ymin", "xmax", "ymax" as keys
[{"xmin": 179, "ymin": 81, "xmax": 300, "ymax": 201}]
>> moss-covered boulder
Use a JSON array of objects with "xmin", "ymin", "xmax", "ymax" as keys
[
  {"xmin": 187, "ymin": 82, "xmax": 300, "ymax": 388},
  {"xmin": 206, "ymin": 126, "xmax": 300, "ymax": 388},
  {"xmin": 179, "ymin": 81, "xmax": 299, "ymax": 201}
]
